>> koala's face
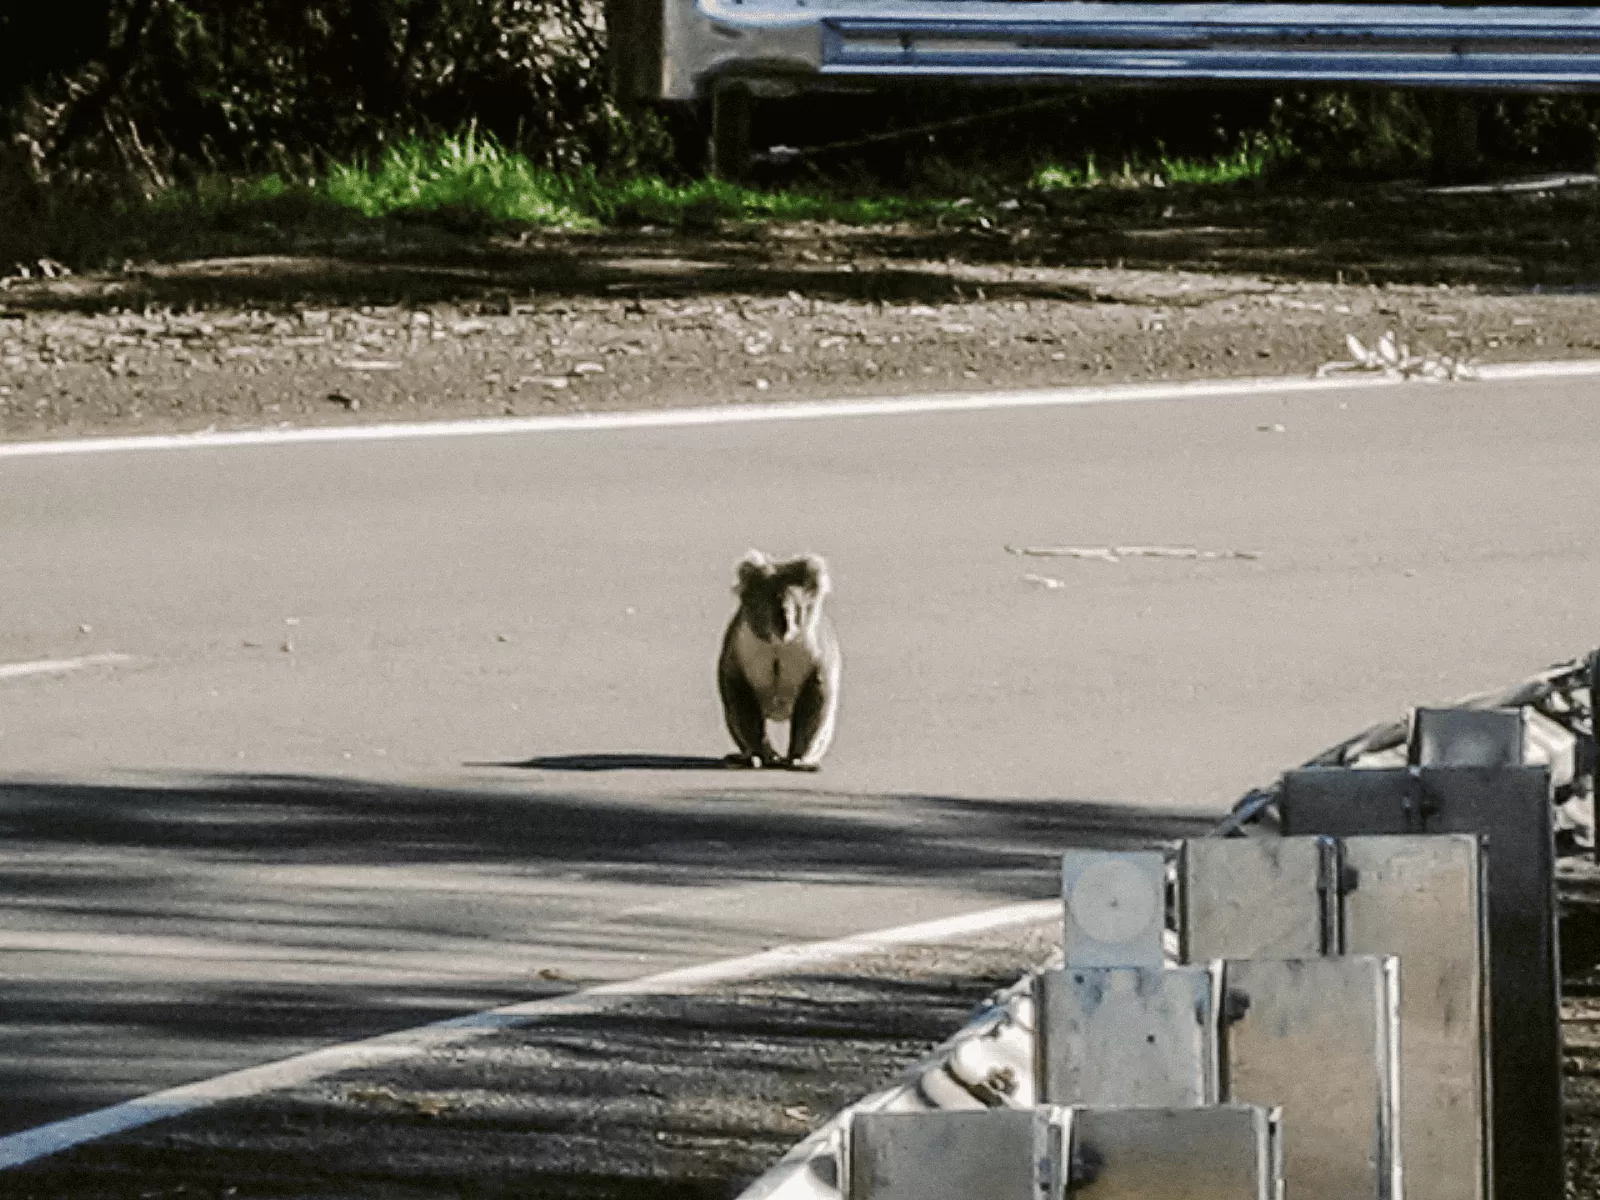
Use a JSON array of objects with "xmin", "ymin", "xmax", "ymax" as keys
[{"xmin": 736, "ymin": 554, "xmax": 828, "ymax": 644}]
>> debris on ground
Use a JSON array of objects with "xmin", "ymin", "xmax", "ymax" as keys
[
  {"xmin": 1007, "ymin": 545, "xmax": 1261, "ymax": 562},
  {"xmin": 1316, "ymin": 331, "xmax": 1475, "ymax": 380}
]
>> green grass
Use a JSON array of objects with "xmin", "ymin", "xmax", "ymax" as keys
[
  {"xmin": 1031, "ymin": 140, "xmax": 1282, "ymax": 193},
  {"xmin": 309, "ymin": 130, "xmax": 1280, "ymax": 227},
  {"xmin": 72, "ymin": 128, "xmax": 1285, "ymax": 267},
  {"xmin": 580, "ymin": 174, "xmax": 939, "ymax": 227},
  {"xmin": 310, "ymin": 127, "xmax": 947, "ymax": 229},
  {"xmin": 323, "ymin": 127, "xmax": 593, "ymax": 227}
]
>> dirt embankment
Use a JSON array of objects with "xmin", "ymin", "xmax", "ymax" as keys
[{"xmin": 5, "ymin": 194, "xmax": 1600, "ymax": 442}]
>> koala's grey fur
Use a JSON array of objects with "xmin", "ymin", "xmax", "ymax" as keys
[{"xmin": 717, "ymin": 550, "xmax": 841, "ymax": 771}]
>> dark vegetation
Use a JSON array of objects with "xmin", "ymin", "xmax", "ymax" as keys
[{"xmin": 4, "ymin": 1, "xmax": 1600, "ymax": 277}]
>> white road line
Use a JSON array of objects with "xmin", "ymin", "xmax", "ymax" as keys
[
  {"xmin": 1, "ymin": 358, "xmax": 1597, "ymax": 460},
  {"xmin": 0, "ymin": 653, "xmax": 133, "ymax": 682},
  {"xmin": 0, "ymin": 897, "xmax": 1060, "ymax": 1171}
]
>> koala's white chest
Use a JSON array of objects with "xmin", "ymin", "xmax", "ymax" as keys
[{"xmin": 732, "ymin": 623, "xmax": 814, "ymax": 721}]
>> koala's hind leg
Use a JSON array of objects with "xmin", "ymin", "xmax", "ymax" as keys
[
  {"xmin": 719, "ymin": 662, "xmax": 777, "ymax": 767},
  {"xmin": 786, "ymin": 669, "xmax": 838, "ymax": 771}
]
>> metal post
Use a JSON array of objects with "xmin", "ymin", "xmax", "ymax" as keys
[
  {"xmin": 1429, "ymin": 92, "xmax": 1482, "ymax": 184},
  {"xmin": 1590, "ymin": 647, "xmax": 1600, "ymax": 865},
  {"xmin": 710, "ymin": 81, "xmax": 754, "ymax": 182}
]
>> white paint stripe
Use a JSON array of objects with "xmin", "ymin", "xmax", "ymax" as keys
[
  {"xmin": 1, "ymin": 357, "xmax": 1597, "ymax": 461},
  {"xmin": 0, "ymin": 653, "xmax": 134, "ymax": 682},
  {"xmin": 0, "ymin": 897, "xmax": 1059, "ymax": 1171}
]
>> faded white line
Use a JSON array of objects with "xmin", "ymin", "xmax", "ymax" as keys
[
  {"xmin": 0, "ymin": 897, "xmax": 1059, "ymax": 1170},
  {"xmin": 0, "ymin": 653, "xmax": 134, "ymax": 682},
  {"xmin": 1, "ymin": 358, "xmax": 1597, "ymax": 460}
]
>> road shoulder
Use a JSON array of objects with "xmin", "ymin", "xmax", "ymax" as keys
[{"xmin": 9, "ymin": 923, "xmax": 1056, "ymax": 1199}]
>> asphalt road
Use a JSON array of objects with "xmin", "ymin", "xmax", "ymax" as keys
[{"xmin": 3, "ymin": 373, "xmax": 1598, "ymax": 1137}]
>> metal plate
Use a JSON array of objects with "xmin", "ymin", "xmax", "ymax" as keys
[
  {"xmin": 846, "ymin": 1109, "xmax": 1044, "ymax": 1200},
  {"xmin": 1221, "ymin": 956, "xmax": 1400, "ymax": 1200},
  {"xmin": 1343, "ymin": 835, "xmax": 1487, "ymax": 1200},
  {"xmin": 1179, "ymin": 837, "xmax": 1323, "ymax": 962},
  {"xmin": 1035, "ymin": 966, "xmax": 1215, "ymax": 1107},
  {"xmin": 1178, "ymin": 831, "xmax": 1490, "ymax": 1200},
  {"xmin": 1061, "ymin": 850, "xmax": 1165, "ymax": 969},
  {"xmin": 1280, "ymin": 768, "xmax": 1421, "ymax": 836},
  {"xmin": 1411, "ymin": 707, "xmax": 1525, "ymax": 768},
  {"xmin": 1068, "ymin": 1105, "xmax": 1279, "ymax": 1200},
  {"xmin": 1281, "ymin": 765, "xmax": 1561, "ymax": 1200}
]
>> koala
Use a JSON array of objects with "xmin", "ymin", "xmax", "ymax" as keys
[{"xmin": 717, "ymin": 550, "xmax": 842, "ymax": 771}]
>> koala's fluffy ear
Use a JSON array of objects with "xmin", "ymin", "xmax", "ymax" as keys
[
  {"xmin": 734, "ymin": 549, "xmax": 771, "ymax": 593},
  {"xmin": 796, "ymin": 554, "xmax": 831, "ymax": 597}
]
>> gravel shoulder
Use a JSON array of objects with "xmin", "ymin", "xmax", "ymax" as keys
[{"xmin": 4, "ymin": 211, "xmax": 1600, "ymax": 443}]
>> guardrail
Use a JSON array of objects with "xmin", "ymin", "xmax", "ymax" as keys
[
  {"xmin": 820, "ymin": 3, "xmax": 1600, "ymax": 88},
  {"xmin": 625, "ymin": 0, "xmax": 1600, "ymax": 101},
  {"xmin": 605, "ymin": 0, "xmax": 1600, "ymax": 176},
  {"xmin": 737, "ymin": 648, "xmax": 1597, "ymax": 1200}
]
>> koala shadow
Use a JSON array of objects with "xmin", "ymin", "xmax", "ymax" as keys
[{"xmin": 470, "ymin": 753, "xmax": 734, "ymax": 772}]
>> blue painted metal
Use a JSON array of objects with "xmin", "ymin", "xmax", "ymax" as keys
[
  {"xmin": 813, "ymin": 3, "xmax": 1600, "ymax": 88},
  {"xmin": 664, "ymin": 0, "xmax": 1600, "ymax": 100}
]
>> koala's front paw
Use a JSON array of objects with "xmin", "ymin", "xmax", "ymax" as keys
[
  {"xmin": 723, "ymin": 753, "xmax": 764, "ymax": 769},
  {"xmin": 785, "ymin": 759, "xmax": 822, "ymax": 773}
]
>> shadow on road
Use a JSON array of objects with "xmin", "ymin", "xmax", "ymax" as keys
[
  {"xmin": 0, "ymin": 771, "xmax": 1211, "ymax": 1137},
  {"xmin": 8, "ymin": 950, "xmax": 1037, "ymax": 1200},
  {"xmin": 3, "ymin": 182, "xmax": 1593, "ymax": 319},
  {"xmin": 0, "ymin": 772, "xmax": 1209, "ymax": 882},
  {"xmin": 471, "ymin": 753, "xmax": 735, "ymax": 772}
]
